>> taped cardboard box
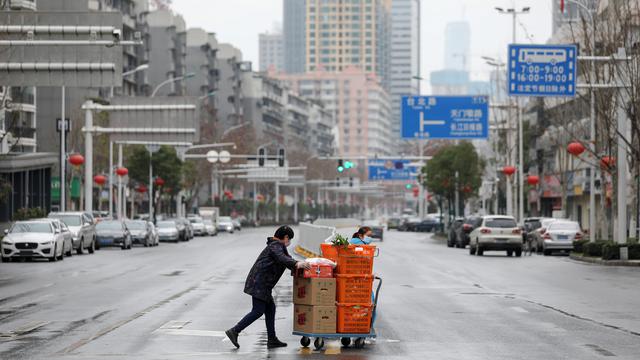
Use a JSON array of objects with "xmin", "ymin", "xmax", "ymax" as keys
[
  {"xmin": 293, "ymin": 305, "xmax": 337, "ymax": 334},
  {"xmin": 293, "ymin": 276, "xmax": 336, "ymax": 306}
]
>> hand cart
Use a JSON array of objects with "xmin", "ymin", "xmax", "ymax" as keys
[{"xmin": 293, "ymin": 276, "xmax": 382, "ymax": 350}]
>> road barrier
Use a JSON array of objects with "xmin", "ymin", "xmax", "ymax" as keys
[
  {"xmin": 294, "ymin": 222, "xmax": 335, "ymax": 258},
  {"xmin": 313, "ymin": 218, "xmax": 360, "ymax": 229}
]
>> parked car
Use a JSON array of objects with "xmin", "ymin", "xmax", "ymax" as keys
[
  {"xmin": 530, "ymin": 218, "xmax": 561, "ymax": 254},
  {"xmin": 125, "ymin": 220, "xmax": 152, "ymax": 247},
  {"xmin": 232, "ymin": 218, "xmax": 242, "ymax": 231},
  {"xmin": 169, "ymin": 218, "xmax": 189, "ymax": 241},
  {"xmin": 1, "ymin": 220, "xmax": 66, "ymax": 262},
  {"xmin": 447, "ymin": 218, "xmax": 465, "ymax": 247},
  {"xmin": 157, "ymin": 220, "xmax": 180, "ymax": 242},
  {"xmin": 188, "ymin": 216, "xmax": 207, "ymax": 236},
  {"xmin": 41, "ymin": 218, "xmax": 74, "ymax": 257},
  {"xmin": 469, "ymin": 216, "xmax": 523, "ymax": 257},
  {"xmin": 183, "ymin": 218, "xmax": 195, "ymax": 240},
  {"xmin": 415, "ymin": 218, "xmax": 438, "ymax": 232},
  {"xmin": 203, "ymin": 219, "xmax": 217, "ymax": 236},
  {"xmin": 387, "ymin": 217, "xmax": 401, "ymax": 230},
  {"xmin": 454, "ymin": 216, "xmax": 482, "ymax": 249},
  {"xmin": 48, "ymin": 211, "xmax": 97, "ymax": 253},
  {"xmin": 218, "ymin": 216, "xmax": 235, "ymax": 233},
  {"xmin": 541, "ymin": 220, "xmax": 583, "ymax": 255},
  {"xmin": 362, "ymin": 220, "xmax": 384, "ymax": 242},
  {"xmin": 398, "ymin": 217, "xmax": 422, "ymax": 232},
  {"xmin": 95, "ymin": 220, "xmax": 132, "ymax": 250}
]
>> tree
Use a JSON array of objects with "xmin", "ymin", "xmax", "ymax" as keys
[{"xmin": 423, "ymin": 142, "xmax": 485, "ymax": 215}]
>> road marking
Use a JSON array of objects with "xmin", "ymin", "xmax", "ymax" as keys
[
  {"xmin": 156, "ymin": 320, "xmax": 191, "ymax": 330},
  {"xmin": 510, "ymin": 306, "xmax": 529, "ymax": 313},
  {"xmin": 155, "ymin": 329, "xmax": 227, "ymax": 337}
]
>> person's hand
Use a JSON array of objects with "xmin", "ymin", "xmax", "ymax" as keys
[{"xmin": 296, "ymin": 261, "xmax": 312, "ymax": 270}]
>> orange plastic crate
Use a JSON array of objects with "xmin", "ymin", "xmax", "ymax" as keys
[
  {"xmin": 337, "ymin": 303, "xmax": 373, "ymax": 334},
  {"xmin": 336, "ymin": 274, "xmax": 373, "ymax": 304},
  {"xmin": 320, "ymin": 243, "xmax": 339, "ymax": 263},
  {"xmin": 336, "ymin": 245, "xmax": 376, "ymax": 275}
]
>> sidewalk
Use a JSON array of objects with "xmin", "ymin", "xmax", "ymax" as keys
[{"xmin": 570, "ymin": 253, "xmax": 640, "ymax": 267}]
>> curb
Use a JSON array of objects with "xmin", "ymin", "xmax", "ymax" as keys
[{"xmin": 569, "ymin": 253, "xmax": 640, "ymax": 267}]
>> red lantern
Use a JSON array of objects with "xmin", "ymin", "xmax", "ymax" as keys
[
  {"xmin": 463, "ymin": 185, "xmax": 472, "ymax": 194},
  {"xmin": 136, "ymin": 185, "xmax": 148, "ymax": 193},
  {"xmin": 601, "ymin": 156, "xmax": 616, "ymax": 170},
  {"xmin": 93, "ymin": 174, "xmax": 107, "ymax": 186},
  {"xmin": 567, "ymin": 142, "xmax": 586, "ymax": 156},
  {"xmin": 503, "ymin": 166, "xmax": 516, "ymax": 176},
  {"xmin": 69, "ymin": 154, "xmax": 85, "ymax": 166},
  {"xmin": 116, "ymin": 167, "xmax": 128, "ymax": 177},
  {"xmin": 527, "ymin": 175, "xmax": 540, "ymax": 186},
  {"xmin": 154, "ymin": 177, "xmax": 165, "ymax": 187}
]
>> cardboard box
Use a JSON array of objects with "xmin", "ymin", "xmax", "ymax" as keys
[
  {"xmin": 296, "ymin": 265, "xmax": 334, "ymax": 278},
  {"xmin": 293, "ymin": 305, "xmax": 337, "ymax": 334},
  {"xmin": 294, "ymin": 276, "xmax": 336, "ymax": 306}
]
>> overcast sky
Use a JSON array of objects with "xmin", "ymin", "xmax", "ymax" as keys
[{"xmin": 172, "ymin": 0, "xmax": 553, "ymax": 91}]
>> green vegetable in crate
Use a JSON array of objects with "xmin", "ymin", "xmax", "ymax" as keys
[{"xmin": 331, "ymin": 234, "xmax": 350, "ymax": 248}]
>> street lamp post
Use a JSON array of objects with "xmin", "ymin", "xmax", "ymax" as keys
[
  {"xmin": 110, "ymin": 63, "xmax": 149, "ymax": 98},
  {"xmin": 496, "ymin": 6, "xmax": 530, "ymax": 222},
  {"xmin": 151, "ymin": 72, "xmax": 196, "ymax": 97}
]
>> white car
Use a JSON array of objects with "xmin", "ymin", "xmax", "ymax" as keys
[
  {"xmin": 48, "ymin": 211, "xmax": 97, "ymax": 254},
  {"xmin": 542, "ymin": 220, "xmax": 583, "ymax": 255},
  {"xmin": 188, "ymin": 216, "xmax": 207, "ymax": 236},
  {"xmin": 41, "ymin": 218, "xmax": 74, "ymax": 258},
  {"xmin": 469, "ymin": 215, "xmax": 523, "ymax": 257},
  {"xmin": 157, "ymin": 221, "xmax": 180, "ymax": 242},
  {"xmin": 217, "ymin": 217, "xmax": 235, "ymax": 233},
  {"xmin": 1, "ymin": 220, "xmax": 66, "ymax": 262},
  {"xmin": 203, "ymin": 219, "xmax": 217, "ymax": 236}
]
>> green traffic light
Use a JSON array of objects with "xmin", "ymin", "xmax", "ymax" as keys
[
  {"xmin": 406, "ymin": 184, "xmax": 413, "ymax": 189},
  {"xmin": 344, "ymin": 161, "xmax": 353, "ymax": 169},
  {"xmin": 338, "ymin": 166, "xmax": 345, "ymax": 173}
]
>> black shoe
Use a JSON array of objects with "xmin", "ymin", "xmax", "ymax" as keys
[
  {"xmin": 267, "ymin": 338, "xmax": 288, "ymax": 349},
  {"xmin": 226, "ymin": 329, "xmax": 240, "ymax": 349}
]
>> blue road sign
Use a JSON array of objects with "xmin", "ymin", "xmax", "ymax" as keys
[
  {"xmin": 508, "ymin": 44, "xmax": 577, "ymax": 97},
  {"xmin": 368, "ymin": 160, "xmax": 417, "ymax": 181},
  {"xmin": 401, "ymin": 96, "xmax": 489, "ymax": 140}
]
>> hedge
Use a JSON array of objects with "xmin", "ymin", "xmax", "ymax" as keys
[
  {"xmin": 602, "ymin": 243, "xmax": 640, "ymax": 260},
  {"xmin": 573, "ymin": 239, "xmax": 590, "ymax": 253},
  {"xmin": 583, "ymin": 241, "xmax": 607, "ymax": 257}
]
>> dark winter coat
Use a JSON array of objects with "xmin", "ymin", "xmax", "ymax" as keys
[{"xmin": 244, "ymin": 237, "xmax": 298, "ymax": 302}]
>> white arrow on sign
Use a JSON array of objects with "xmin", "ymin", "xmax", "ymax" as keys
[{"xmin": 419, "ymin": 111, "xmax": 445, "ymax": 132}]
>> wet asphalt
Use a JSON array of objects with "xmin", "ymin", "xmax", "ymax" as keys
[{"xmin": 0, "ymin": 227, "xmax": 639, "ymax": 359}]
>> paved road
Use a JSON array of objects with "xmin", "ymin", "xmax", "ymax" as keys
[{"xmin": 1, "ymin": 227, "xmax": 639, "ymax": 359}]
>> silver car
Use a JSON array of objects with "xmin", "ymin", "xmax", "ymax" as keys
[
  {"xmin": 542, "ymin": 220, "xmax": 583, "ymax": 255},
  {"xmin": 1, "ymin": 220, "xmax": 66, "ymax": 262},
  {"xmin": 125, "ymin": 220, "xmax": 152, "ymax": 247},
  {"xmin": 469, "ymin": 216, "xmax": 523, "ymax": 257},
  {"xmin": 203, "ymin": 219, "xmax": 217, "ymax": 236},
  {"xmin": 48, "ymin": 212, "xmax": 97, "ymax": 253},
  {"xmin": 40, "ymin": 218, "xmax": 74, "ymax": 257},
  {"xmin": 157, "ymin": 221, "xmax": 180, "ymax": 242},
  {"xmin": 188, "ymin": 216, "xmax": 206, "ymax": 236},
  {"xmin": 218, "ymin": 216, "xmax": 235, "ymax": 233}
]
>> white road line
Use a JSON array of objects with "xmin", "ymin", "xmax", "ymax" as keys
[{"xmin": 155, "ymin": 329, "xmax": 227, "ymax": 337}]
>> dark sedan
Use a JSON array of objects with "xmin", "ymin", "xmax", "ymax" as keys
[
  {"xmin": 95, "ymin": 220, "xmax": 132, "ymax": 250},
  {"xmin": 447, "ymin": 218, "xmax": 464, "ymax": 247},
  {"xmin": 415, "ymin": 218, "xmax": 438, "ymax": 232},
  {"xmin": 454, "ymin": 216, "xmax": 482, "ymax": 248}
]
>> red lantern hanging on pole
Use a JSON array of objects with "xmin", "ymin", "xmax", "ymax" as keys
[
  {"xmin": 69, "ymin": 154, "xmax": 85, "ymax": 167},
  {"xmin": 93, "ymin": 174, "xmax": 107, "ymax": 186},
  {"xmin": 503, "ymin": 166, "xmax": 516, "ymax": 176},
  {"xmin": 136, "ymin": 185, "xmax": 148, "ymax": 193},
  {"xmin": 116, "ymin": 167, "xmax": 128, "ymax": 177},
  {"xmin": 600, "ymin": 156, "xmax": 616, "ymax": 170},
  {"xmin": 567, "ymin": 142, "xmax": 586, "ymax": 156},
  {"xmin": 154, "ymin": 177, "xmax": 165, "ymax": 187},
  {"xmin": 527, "ymin": 175, "xmax": 540, "ymax": 186}
]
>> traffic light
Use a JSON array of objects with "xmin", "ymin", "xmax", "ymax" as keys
[
  {"xmin": 405, "ymin": 184, "xmax": 413, "ymax": 190},
  {"xmin": 258, "ymin": 148, "xmax": 266, "ymax": 167},
  {"xmin": 278, "ymin": 148, "xmax": 285, "ymax": 167},
  {"xmin": 337, "ymin": 159, "xmax": 344, "ymax": 173},
  {"xmin": 344, "ymin": 160, "xmax": 354, "ymax": 169}
]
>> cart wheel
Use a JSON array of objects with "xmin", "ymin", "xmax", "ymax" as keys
[
  {"xmin": 314, "ymin": 337, "xmax": 325, "ymax": 350},
  {"xmin": 341, "ymin": 337, "xmax": 352, "ymax": 347},
  {"xmin": 300, "ymin": 336, "xmax": 310, "ymax": 348},
  {"xmin": 355, "ymin": 337, "xmax": 365, "ymax": 349}
]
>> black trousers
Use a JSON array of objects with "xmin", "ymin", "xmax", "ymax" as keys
[{"xmin": 233, "ymin": 296, "xmax": 276, "ymax": 339}]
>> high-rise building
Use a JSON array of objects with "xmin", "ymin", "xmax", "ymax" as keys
[
  {"xmin": 217, "ymin": 44, "xmax": 248, "ymax": 130},
  {"xmin": 389, "ymin": 0, "xmax": 421, "ymax": 139},
  {"xmin": 552, "ymin": 0, "xmax": 597, "ymax": 35},
  {"xmin": 185, "ymin": 28, "xmax": 219, "ymax": 99},
  {"xmin": 304, "ymin": 0, "xmax": 392, "ymax": 85},
  {"xmin": 444, "ymin": 21, "xmax": 470, "ymax": 71},
  {"xmin": 259, "ymin": 31, "xmax": 285, "ymax": 72},
  {"xmin": 276, "ymin": 67, "xmax": 392, "ymax": 157},
  {"xmin": 147, "ymin": 9, "xmax": 187, "ymax": 96},
  {"xmin": 283, "ymin": 0, "xmax": 307, "ymax": 74}
]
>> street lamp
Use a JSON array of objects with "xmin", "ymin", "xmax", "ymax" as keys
[
  {"xmin": 110, "ymin": 63, "xmax": 149, "ymax": 98},
  {"xmin": 496, "ymin": 5, "xmax": 530, "ymax": 222},
  {"xmin": 198, "ymin": 90, "xmax": 217, "ymax": 101},
  {"xmin": 151, "ymin": 72, "xmax": 196, "ymax": 97}
]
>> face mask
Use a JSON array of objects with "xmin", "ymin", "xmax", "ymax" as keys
[{"xmin": 363, "ymin": 236, "xmax": 373, "ymax": 243}]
